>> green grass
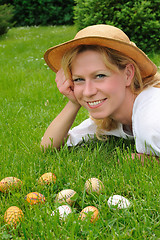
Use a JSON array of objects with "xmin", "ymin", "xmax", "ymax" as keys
[{"xmin": 0, "ymin": 26, "xmax": 160, "ymax": 239}]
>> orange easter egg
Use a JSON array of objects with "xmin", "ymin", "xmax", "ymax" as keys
[
  {"xmin": 25, "ymin": 192, "xmax": 45, "ymax": 205},
  {"xmin": 79, "ymin": 206, "xmax": 99, "ymax": 223},
  {"xmin": 0, "ymin": 177, "xmax": 22, "ymax": 193},
  {"xmin": 4, "ymin": 206, "xmax": 24, "ymax": 228}
]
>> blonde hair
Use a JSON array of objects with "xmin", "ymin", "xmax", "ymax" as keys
[{"xmin": 61, "ymin": 45, "xmax": 160, "ymax": 140}]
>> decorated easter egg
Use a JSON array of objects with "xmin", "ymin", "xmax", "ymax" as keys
[
  {"xmin": 55, "ymin": 189, "xmax": 76, "ymax": 206},
  {"xmin": 107, "ymin": 195, "xmax": 131, "ymax": 209},
  {"xmin": 4, "ymin": 206, "xmax": 24, "ymax": 228},
  {"xmin": 38, "ymin": 172, "xmax": 56, "ymax": 185},
  {"xmin": 25, "ymin": 192, "xmax": 45, "ymax": 205},
  {"xmin": 0, "ymin": 177, "xmax": 22, "ymax": 193},
  {"xmin": 51, "ymin": 205, "xmax": 72, "ymax": 220},
  {"xmin": 85, "ymin": 178, "xmax": 104, "ymax": 194},
  {"xmin": 79, "ymin": 206, "xmax": 99, "ymax": 223}
]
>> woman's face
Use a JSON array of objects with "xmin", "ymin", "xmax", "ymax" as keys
[{"xmin": 71, "ymin": 50, "xmax": 133, "ymax": 120}]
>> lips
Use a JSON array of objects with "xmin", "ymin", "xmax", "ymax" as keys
[{"xmin": 87, "ymin": 99, "xmax": 106, "ymax": 108}]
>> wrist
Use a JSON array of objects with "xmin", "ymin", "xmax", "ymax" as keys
[{"xmin": 68, "ymin": 100, "xmax": 81, "ymax": 111}]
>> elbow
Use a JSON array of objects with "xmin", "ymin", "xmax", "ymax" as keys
[
  {"xmin": 40, "ymin": 137, "xmax": 61, "ymax": 151},
  {"xmin": 40, "ymin": 137, "xmax": 52, "ymax": 151},
  {"xmin": 40, "ymin": 138, "xmax": 48, "ymax": 152}
]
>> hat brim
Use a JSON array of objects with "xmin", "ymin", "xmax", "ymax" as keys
[{"xmin": 44, "ymin": 36, "xmax": 157, "ymax": 78}]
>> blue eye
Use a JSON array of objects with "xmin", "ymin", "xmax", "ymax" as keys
[
  {"xmin": 73, "ymin": 78, "xmax": 84, "ymax": 82},
  {"xmin": 96, "ymin": 74, "xmax": 106, "ymax": 79}
]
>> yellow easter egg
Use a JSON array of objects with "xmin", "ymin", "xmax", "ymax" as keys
[
  {"xmin": 4, "ymin": 206, "xmax": 24, "ymax": 228},
  {"xmin": 85, "ymin": 178, "xmax": 104, "ymax": 195},
  {"xmin": 0, "ymin": 177, "xmax": 22, "ymax": 193},
  {"xmin": 25, "ymin": 192, "xmax": 45, "ymax": 205},
  {"xmin": 55, "ymin": 189, "xmax": 76, "ymax": 206},
  {"xmin": 38, "ymin": 172, "xmax": 56, "ymax": 185}
]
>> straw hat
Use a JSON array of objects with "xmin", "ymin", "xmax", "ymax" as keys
[{"xmin": 44, "ymin": 24, "xmax": 157, "ymax": 78}]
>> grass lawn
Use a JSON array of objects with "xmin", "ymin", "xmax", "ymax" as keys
[{"xmin": 0, "ymin": 25, "xmax": 160, "ymax": 239}]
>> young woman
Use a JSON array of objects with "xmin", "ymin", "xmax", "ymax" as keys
[{"xmin": 41, "ymin": 24, "xmax": 160, "ymax": 157}]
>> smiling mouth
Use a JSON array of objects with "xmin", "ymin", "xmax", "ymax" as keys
[{"xmin": 87, "ymin": 99, "xmax": 106, "ymax": 107}]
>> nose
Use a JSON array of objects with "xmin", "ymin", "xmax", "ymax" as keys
[{"xmin": 83, "ymin": 80, "xmax": 97, "ymax": 97}]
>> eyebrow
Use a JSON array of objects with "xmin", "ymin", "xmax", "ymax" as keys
[
  {"xmin": 72, "ymin": 69, "xmax": 110, "ymax": 78},
  {"xmin": 72, "ymin": 75, "xmax": 83, "ymax": 79}
]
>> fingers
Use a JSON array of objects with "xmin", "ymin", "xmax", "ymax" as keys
[
  {"xmin": 58, "ymin": 78, "xmax": 72, "ymax": 95},
  {"xmin": 55, "ymin": 69, "xmax": 66, "ymax": 86},
  {"xmin": 55, "ymin": 69, "xmax": 73, "ymax": 91},
  {"xmin": 55, "ymin": 68, "xmax": 79, "ymax": 104}
]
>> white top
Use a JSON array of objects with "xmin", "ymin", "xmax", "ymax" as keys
[{"xmin": 67, "ymin": 87, "xmax": 160, "ymax": 156}]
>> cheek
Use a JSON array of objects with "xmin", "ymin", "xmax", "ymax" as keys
[{"xmin": 106, "ymin": 78, "xmax": 126, "ymax": 94}]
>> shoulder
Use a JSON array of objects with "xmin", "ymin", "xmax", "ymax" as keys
[
  {"xmin": 134, "ymin": 86, "xmax": 160, "ymax": 105},
  {"xmin": 133, "ymin": 86, "xmax": 160, "ymax": 137},
  {"xmin": 133, "ymin": 87, "xmax": 160, "ymax": 119},
  {"xmin": 132, "ymin": 87, "xmax": 160, "ymax": 155}
]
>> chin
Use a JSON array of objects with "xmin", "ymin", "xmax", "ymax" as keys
[{"xmin": 90, "ymin": 113, "xmax": 108, "ymax": 120}]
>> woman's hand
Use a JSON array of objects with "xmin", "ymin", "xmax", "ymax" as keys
[
  {"xmin": 55, "ymin": 69, "xmax": 80, "ymax": 106},
  {"xmin": 131, "ymin": 153, "xmax": 159, "ymax": 165}
]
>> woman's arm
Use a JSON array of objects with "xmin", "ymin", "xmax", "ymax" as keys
[
  {"xmin": 41, "ymin": 101, "xmax": 81, "ymax": 150},
  {"xmin": 41, "ymin": 69, "xmax": 81, "ymax": 150}
]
